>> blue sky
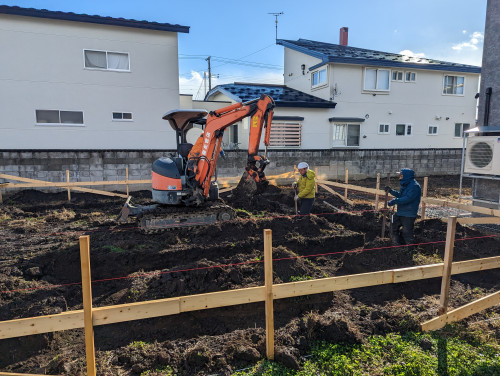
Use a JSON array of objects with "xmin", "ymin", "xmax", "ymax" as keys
[{"xmin": 2, "ymin": 0, "xmax": 487, "ymax": 99}]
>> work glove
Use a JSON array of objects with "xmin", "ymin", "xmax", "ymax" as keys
[
  {"xmin": 387, "ymin": 199, "xmax": 397, "ymax": 207},
  {"xmin": 384, "ymin": 186, "xmax": 391, "ymax": 193},
  {"xmin": 294, "ymin": 195, "xmax": 298, "ymax": 201},
  {"xmin": 292, "ymin": 182, "xmax": 297, "ymax": 188}
]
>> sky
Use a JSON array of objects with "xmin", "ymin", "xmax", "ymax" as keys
[{"xmin": 1, "ymin": 0, "xmax": 488, "ymax": 99}]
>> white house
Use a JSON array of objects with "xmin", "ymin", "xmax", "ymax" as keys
[
  {"xmin": 203, "ymin": 83, "xmax": 336, "ymax": 150},
  {"xmin": 276, "ymin": 30, "xmax": 481, "ymax": 149},
  {"xmin": 0, "ymin": 5, "xmax": 189, "ymax": 150}
]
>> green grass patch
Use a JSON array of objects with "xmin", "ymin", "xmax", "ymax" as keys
[
  {"xmin": 233, "ymin": 332, "xmax": 500, "ymax": 376},
  {"xmin": 103, "ymin": 245, "xmax": 127, "ymax": 253}
]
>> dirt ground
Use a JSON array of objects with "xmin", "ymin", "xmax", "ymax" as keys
[{"xmin": 0, "ymin": 175, "xmax": 498, "ymax": 375}]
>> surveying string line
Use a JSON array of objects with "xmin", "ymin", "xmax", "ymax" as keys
[{"xmin": 2, "ymin": 233, "xmax": 498, "ymax": 296}]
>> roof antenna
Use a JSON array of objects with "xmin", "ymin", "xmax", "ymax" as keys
[{"xmin": 268, "ymin": 12, "xmax": 284, "ymax": 42}]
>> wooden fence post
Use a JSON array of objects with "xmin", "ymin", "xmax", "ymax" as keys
[
  {"xmin": 375, "ymin": 173, "xmax": 380, "ymax": 211},
  {"xmin": 264, "ymin": 229, "xmax": 274, "ymax": 360},
  {"xmin": 66, "ymin": 170, "xmax": 71, "ymax": 202},
  {"xmin": 79, "ymin": 235, "xmax": 97, "ymax": 376},
  {"xmin": 344, "ymin": 169, "xmax": 348, "ymax": 200},
  {"xmin": 421, "ymin": 177, "xmax": 428, "ymax": 220},
  {"xmin": 438, "ymin": 216, "xmax": 457, "ymax": 315}
]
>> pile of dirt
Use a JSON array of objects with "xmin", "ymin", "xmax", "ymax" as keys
[{"xmin": 0, "ymin": 182, "xmax": 498, "ymax": 375}]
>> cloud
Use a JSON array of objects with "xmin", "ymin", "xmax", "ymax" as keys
[
  {"xmin": 399, "ymin": 49, "xmax": 426, "ymax": 58},
  {"xmin": 452, "ymin": 31, "xmax": 484, "ymax": 51}
]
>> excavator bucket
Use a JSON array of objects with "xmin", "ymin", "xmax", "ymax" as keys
[{"xmin": 235, "ymin": 171, "xmax": 268, "ymax": 197}]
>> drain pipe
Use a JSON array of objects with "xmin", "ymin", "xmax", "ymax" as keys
[{"xmin": 484, "ymin": 87, "xmax": 492, "ymax": 126}]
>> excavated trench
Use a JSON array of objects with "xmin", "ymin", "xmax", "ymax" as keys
[{"xmin": 0, "ymin": 181, "xmax": 499, "ymax": 375}]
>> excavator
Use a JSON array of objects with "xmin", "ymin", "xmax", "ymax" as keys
[{"xmin": 117, "ymin": 94, "xmax": 275, "ymax": 232}]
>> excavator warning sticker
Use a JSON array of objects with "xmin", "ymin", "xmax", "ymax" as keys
[{"xmin": 252, "ymin": 116, "xmax": 259, "ymax": 127}]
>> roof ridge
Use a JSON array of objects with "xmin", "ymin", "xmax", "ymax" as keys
[{"xmin": 0, "ymin": 5, "xmax": 189, "ymax": 33}]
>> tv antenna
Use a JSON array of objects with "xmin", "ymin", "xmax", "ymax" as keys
[{"xmin": 268, "ymin": 12, "xmax": 284, "ymax": 41}]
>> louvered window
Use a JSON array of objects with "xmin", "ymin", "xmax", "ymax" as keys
[{"xmin": 269, "ymin": 122, "xmax": 302, "ymax": 148}]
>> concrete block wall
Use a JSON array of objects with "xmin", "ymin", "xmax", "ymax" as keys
[{"xmin": 0, "ymin": 149, "xmax": 463, "ymax": 195}]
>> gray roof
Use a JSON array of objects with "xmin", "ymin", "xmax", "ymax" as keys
[
  {"xmin": 0, "ymin": 5, "xmax": 189, "ymax": 33},
  {"xmin": 206, "ymin": 83, "xmax": 337, "ymax": 109},
  {"xmin": 277, "ymin": 39, "xmax": 480, "ymax": 73}
]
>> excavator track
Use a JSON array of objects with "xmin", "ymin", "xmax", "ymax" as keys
[{"xmin": 136, "ymin": 201, "xmax": 235, "ymax": 233}]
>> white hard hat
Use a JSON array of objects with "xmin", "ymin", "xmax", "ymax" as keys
[{"xmin": 297, "ymin": 162, "xmax": 309, "ymax": 169}]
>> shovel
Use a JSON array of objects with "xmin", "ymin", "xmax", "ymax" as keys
[{"xmin": 293, "ymin": 186, "xmax": 298, "ymax": 215}]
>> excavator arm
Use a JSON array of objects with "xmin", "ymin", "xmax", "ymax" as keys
[{"xmin": 188, "ymin": 94, "xmax": 275, "ymax": 197}]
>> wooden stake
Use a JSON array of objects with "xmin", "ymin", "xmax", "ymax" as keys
[
  {"xmin": 421, "ymin": 177, "xmax": 428, "ymax": 220},
  {"xmin": 375, "ymin": 173, "xmax": 380, "ymax": 211},
  {"xmin": 438, "ymin": 216, "xmax": 457, "ymax": 315},
  {"xmin": 381, "ymin": 173, "xmax": 390, "ymax": 238},
  {"xmin": 264, "ymin": 229, "xmax": 274, "ymax": 360},
  {"xmin": 0, "ymin": 186, "xmax": 3, "ymax": 204},
  {"xmin": 66, "ymin": 170, "xmax": 71, "ymax": 202},
  {"xmin": 79, "ymin": 235, "xmax": 96, "ymax": 376},
  {"xmin": 344, "ymin": 169, "xmax": 348, "ymax": 200},
  {"xmin": 126, "ymin": 167, "xmax": 129, "ymax": 196}
]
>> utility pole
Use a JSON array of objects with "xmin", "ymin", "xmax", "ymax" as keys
[
  {"xmin": 268, "ymin": 12, "xmax": 284, "ymax": 41},
  {"xmin": 203, "ymin": 71, "xmax": 207, "ymax": 97},
  {"xmin": 206, "ymin": 56, "xmax": 212, "ymax": 92}
]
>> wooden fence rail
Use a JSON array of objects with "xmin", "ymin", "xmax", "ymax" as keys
[{"xmin": 0, "ymin": 212, "xmax": 499, "ymax": 374}]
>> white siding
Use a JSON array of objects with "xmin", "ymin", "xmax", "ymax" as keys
[
  {"xmin": 282, "ymin": 47, "xmax": 480, "ymax": 149},
  {"xmin": 0, "ymin": 14, "xmax": 182, "ymax": 149}
]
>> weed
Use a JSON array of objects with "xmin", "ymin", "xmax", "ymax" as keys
[
  {"xmin": 289, "ymin": 275, "xmax": 313, "ymax": 282},
  {"xmin": 103, "ymin": 245, "xmax": 126, "ymax": 253},
  {"xmin": 129, "ymin": 340, "xmax": 150, "ymax": 350},
  {"xmin": 0, "ymin": 213, "xmax": 11, "ymax": 223}
]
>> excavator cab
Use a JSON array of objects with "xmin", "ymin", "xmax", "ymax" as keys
[{"xmin": 151, "ymin": 109, "xmax": 210, "ymax": 205}]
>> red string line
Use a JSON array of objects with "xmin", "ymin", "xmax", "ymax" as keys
[{"xmin": 1, "ymin": 233, "xmax": 498, "ymax": 295}]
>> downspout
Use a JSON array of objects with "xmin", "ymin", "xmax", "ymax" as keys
[{"xmin": 484, "ymin": 87, "xmax": 492, "ymax": 126}]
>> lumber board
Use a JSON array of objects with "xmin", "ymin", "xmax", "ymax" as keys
[
  {"xmin": 273, "ymin": 271, "xmax": 394, "ymax": 299},
  {"xmin": 1, "ymin": 180, "xmax": 151, "ymax": 189},
  {"xmin": 457, "ymin": 217, "xmax": 500, "ymax": 225},
  {"xmin": 179, "ymin": 286, "xmax": 265, "ymax": 312},
  {"xmin": 0, "ymin": 373, "xmax": 61, "ymax": 376},
  {"xmin": 318, "ymin": 183, "xmax": 354, "ymax": 205},
  {"xmin": 70, "ymin": 186, "xmax": 128, "ymax": 198},
  {"xmin": 0, "ymin": 310, "xmax": 84, "ymax": 339},
  {"xmin": 317, "ymin": 179, "xmax": 385, "ymax": 196},
  {"xmin": 423, "ymin": 197, "xmax": 500, "ymax": 217},
  {"xmin": 1, "ymin": 256, "xmax": 499, "ymax": 340},
  {"xmin": 421, "ymin": 291, "xmax": 500, "ymax": 331}
]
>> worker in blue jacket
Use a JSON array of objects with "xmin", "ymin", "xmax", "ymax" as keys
[{"xmin": 384, "ymin": 168, "xmax": 422, "ymax": 248}]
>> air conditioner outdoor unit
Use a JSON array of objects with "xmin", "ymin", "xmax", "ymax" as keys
[{"xmin": 464, "ymin": 135, "xmax": 500, "ymax": 175}]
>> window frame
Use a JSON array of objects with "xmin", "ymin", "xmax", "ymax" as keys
[
  {"xmin": 395, "ymin": 123, "xmax": 412, "ymax": 136},
  {"xmin": 311, "ymin": 67, "xmax": 328, "ymax": 89},
  {"xmin": 454, "ymin": 123, "xmax": 471, "ymax": 138},
  {"xmin": 378, "ymin": 123, "xmax": 390, "ymax": 134},
  {"xmin": 443, "ymin": 75, "xmax": 465, "ymax": 96},
  {"xmin": 405, "ymin": 71, "xmax": 417, "ymax": 82},
  {"xmin": 35, "ymin": 109, "xmax": 85, "ymax": 127},
  {"xmin": 363, "ymin": 67, "xmax": 390, "ymax": 92},
  {"xmin": 391, "ymin": 70, "xmax": 404, "ymax": 82},
  {"xmin": 427, "ymin": 124, "xmax": 438, "ymax": 135},
  {"xmin": 112, "ymin": 112, "xmax": 134, "ymax": 122},
  {"xmin": 332, "ymin": 123, "xmax": 361, "ymax": 147},
  {"xmin": 83, "ymin": 49, "xmax": 131, "ymax": 72}
]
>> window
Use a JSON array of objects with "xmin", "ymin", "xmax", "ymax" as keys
[
  {"xmin": 269, "ymin": 122, "xmax": 302, "ymax": 148},
  {"xmin": 378, "ymin": 123, "xmax": 390, "ymax": 134},
  {"xmin": 395, "ymin": 123, "xmax": 412, "ymax": 136},
  {"xmin": 36, "ymin": 110, "xmax": 84, "ymax": 125},
  {"xmin": 113, "ymin": 112, "xmax": 133, "ymax": 121},
  {"xmin": 405, "ymin": 71, "xmax": 416, "ymax": 82},
  {"xmin": 392, "ymin": 71, "xmax": 403, "ymax": 81},
  {"xmin": 364, "ymin": 68, "xmax": 390, "ymax": 91},
  {"xmin": 428, "ymin": 125, "xmax": 438, "ymax": 135},
  {"xmin": 311, "ymin": 68, "xmax": 327, "ymax": 87},
  {"xmin": 454, "ymin": 123, "xmax": 470, "ymax": 137},
  {"xmin": 84, "ymin": 50, "xmax": 130, "ymax": 71},
  {"xmin": 443, "ymin": 75, "xmax": 464, "ymax": 95},
  {"xmin": 332, "ymin": 123, "xmax": 360, "ymax": 147}
]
